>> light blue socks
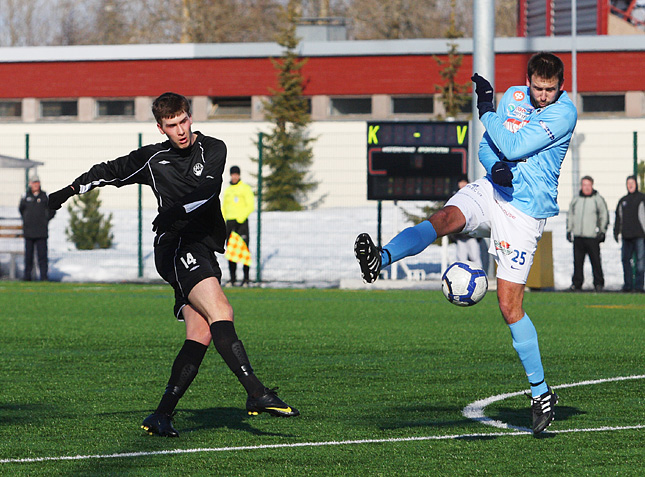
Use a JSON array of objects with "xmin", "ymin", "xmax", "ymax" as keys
[
  {"xmin": 381, "ymin": 220, "xmax": 438, "ymax": 267},
  {"xmin": 509, "ymin": 313, "xmax": 548, "ymax": 397}
]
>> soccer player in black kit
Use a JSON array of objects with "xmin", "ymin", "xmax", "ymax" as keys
[{"xmin": 48, "ymin": 92, "xmax": 299, "ymax": 437}]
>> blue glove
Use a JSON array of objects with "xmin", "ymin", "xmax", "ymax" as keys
[
  {"xmin": 491, "ymin": 161, "xmax": 513, "ymax": 187},
  {"xmin": 471, "ymin": 73, "xmax": 495, "ymax": 118}
]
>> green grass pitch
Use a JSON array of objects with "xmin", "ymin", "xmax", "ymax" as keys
[{"xmin": 0, "ymin": 282, "xmax": 643, "ymax": 475}]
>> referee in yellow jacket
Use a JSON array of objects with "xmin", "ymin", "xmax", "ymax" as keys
[{"xmin": 222, "ymin": 166, "xmax": 255, "ymax": 286}]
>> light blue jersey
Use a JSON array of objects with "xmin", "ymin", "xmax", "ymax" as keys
[{"xmin": 479, "ymin": 86, "xmax": 578, "ymax": 219}]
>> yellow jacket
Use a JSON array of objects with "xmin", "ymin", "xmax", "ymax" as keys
[{"xmin": 222, "ymin": 180, "xmax": 255, "ymax": 223}]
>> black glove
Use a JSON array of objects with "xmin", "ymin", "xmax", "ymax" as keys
[
  {"xmin": 152, "ymin": 204, "xmax": 185, "ymax": 233},
  {"xmin": 48, "ymin": 185, "xmax": 75, "ymax": 210},
  {"xmin": 471, "ymin": 73, "xmax": 495, "ymax": 118},
  {"xmin": 566, "ymin": 232, "xmax": 573, "ymax": 243},
  {"xmin": 597, "ymin": 232, "xmax": 605, "ymax": 243},
  {"xmin": 491, "ymin": 161, "xmax": 513, "ymax": 187}
]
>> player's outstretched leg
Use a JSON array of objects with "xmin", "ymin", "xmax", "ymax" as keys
[
  {"xmin": 210, "ymin": 320, "xmax": 299, "ymax": 417},
  {"xmin": 354, "ymin": 233, "xmax": 383, "ymax": 283},
  {"xmin": 529, "ymin": 387, "xmax": 559, "ymax": 434},
  {"xmin": 246, "ymin": 388, "xmax": 300, "ymax": 417},
  {"xmin": 142, "ymin": 412, "xmax": 179, "ymax": 437}
]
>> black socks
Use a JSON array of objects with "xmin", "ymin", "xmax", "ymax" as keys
[
  {"xmin": 155, "ymin": 339, "xmax": 208, "ymax": 415},
  {"xmin": 210, "ymin": 320, "xmax": 265, "ymax": 398}
]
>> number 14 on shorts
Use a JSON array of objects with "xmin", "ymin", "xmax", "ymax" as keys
[{"xmin": 179, "ymin": 252, "xmax": 200, "ymax": 271}]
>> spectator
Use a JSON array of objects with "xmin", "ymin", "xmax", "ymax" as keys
[
  {"xmin": 222, "ymin": 166, "xmax": 255, "ymax": 287},
  {"xmin": 566, "ymin": 176, "xmax": 609, "ymax": 292},
  {"xmin": 452, "ymin": 177, "xmax": 483, "ymax": 268},
  {"xmin": 19, "ymin": 175, "xmax": 56, "ymax": 281},
  {"xmin": 614, "ymin": 175, "xmax": 645, "ymax": 293}
]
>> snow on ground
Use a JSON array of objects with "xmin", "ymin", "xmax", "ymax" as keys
[{"xmin": 0, "ymin": 204, "xmax": 627, "ymax": 291}]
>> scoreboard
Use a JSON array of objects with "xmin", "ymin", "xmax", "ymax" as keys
[{"xmin": 367, "ymin": 121, "xmax": 469, "ymax": 201}]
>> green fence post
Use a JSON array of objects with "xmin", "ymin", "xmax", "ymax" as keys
[
  {"xmin": 138, "ymin": 133, "xmax": 143, "ymax": 278},
  {"xmin": 256, "ymin": 132, "xmax": 263, "ymax": 284},
  {"xmin": 633, "ymin": 131, "xmax": 638, "ymax": 177},
  {"xmin": 24, "ymin": 133, "xmax": 30, "ymax": 188}
]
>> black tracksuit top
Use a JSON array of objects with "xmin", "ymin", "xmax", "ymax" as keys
[{"xmin": 70, "ymin": 131, "xmax": 227, "ymax": 252}]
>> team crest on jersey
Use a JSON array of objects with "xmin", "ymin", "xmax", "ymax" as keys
[
  {"xmin": 513, "ymin": 91, "xmax": 525, "ymax": 101},
  {"xmin": 193, "ymin": 163, "xmax": 204, "ymax": 176},
  {"xmin": 494, "ymin": 240, "xmax": 513, "ymax": 255}
]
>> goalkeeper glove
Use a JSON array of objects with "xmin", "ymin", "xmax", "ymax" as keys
[{"xmin": 471, "ymin": 73, "xmax": 495, "ymax": 118}]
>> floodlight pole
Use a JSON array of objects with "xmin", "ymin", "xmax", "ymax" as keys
[
  {"xmin": 571, "ymin": 0, "xmax": 580, "ymax": 196},
  {"xmin": 471, "ymin": 0, "xmax": 495, "ymax": 182}
]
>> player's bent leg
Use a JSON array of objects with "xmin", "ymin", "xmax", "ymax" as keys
[
  {"xmin": 186, "ymin": 279, "xmax": 299, "ymax": 417},
  {"xmin": 355, "ymin": 211, "xmax": 455, "ymax": 283}
]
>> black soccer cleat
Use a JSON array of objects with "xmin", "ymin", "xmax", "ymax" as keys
[
  {"xmin": 141, "ymin": 412, "xmax": 179, "ymax": 437},
  {"xmin": 528, "ymin": 387, "xmax": 559, "ymax": 434},
  {"xmin": 246, "ymin": 388, "xmax": 300, "ymax": 417},
  {"xmin": 354, "ymin": 233, "xmax": 382, "ymax": 283}
]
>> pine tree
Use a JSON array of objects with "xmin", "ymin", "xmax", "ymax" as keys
[
  {"xmin": 66, "ymin": 189, "xmax": 114, "ymax": 250},
  {"xmin": 258, "ymin": 0, "xmax": 318, "ymax": 211},
  {"xmin": 434, "ymin": 0, "xmax": 470, "ymax": 119}
]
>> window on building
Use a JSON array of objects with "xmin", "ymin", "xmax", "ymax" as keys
[
  {"xmin": 0, "ymin": 101, "xmax": 22, "ymax": 118},
  {"xmin": 581, "ymin": 94, "xmax": 625, "ymax": 114},
  {"xmin": 208, "ymin": 97, "xmax": 252, "ymax": 118},
  {"xmin": 392, "ymin": 96, "xmax": 434, "ymax": 115},
  {"xmin": 97, "ymin": 99, "xmax": 135, "ymax": 117},
  {"xmin": 41, "ymin": 100, "xmax": 78, "ymax": 118},
  {"xmin": 330, "ymin": 97, "xmax": 372, "ymax": 116}
]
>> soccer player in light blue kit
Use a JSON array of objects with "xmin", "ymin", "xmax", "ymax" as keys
[{"xmin": 355, "ymin": 52, "xmax": 577, "ymax": 434}]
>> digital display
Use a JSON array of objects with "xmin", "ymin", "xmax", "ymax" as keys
[{"xmin": 367, "ymin": 121, "xmax": 469, "ymax": 201}]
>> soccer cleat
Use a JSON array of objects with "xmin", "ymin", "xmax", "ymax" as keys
[
  {"xmin": 246, "ymin": 388, "xmax": 300, "ymax": 417},
  {"xmin": 528, "ymin": 387, "xmax": 559, "ymax": 434},
  {"xmin": 354, "ymin": 233, "xmax": 382, "ymax": 283},
  {"xmin": 141, "ymin": 412, "xmax": 179, "ymax": 437}
]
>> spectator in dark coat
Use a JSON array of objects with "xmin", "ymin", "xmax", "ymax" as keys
[
  {"xmin": 19, "ymin": 176, "xmax": 55, "ymax": 280},
  {"xmin": 614, "ymin": 175, "xmax": 645, "ymax": 292}
]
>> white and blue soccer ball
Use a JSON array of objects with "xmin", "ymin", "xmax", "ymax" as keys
[{"xmin": 441, "ymin": 261, "xmax": 488, "ymax": 306}]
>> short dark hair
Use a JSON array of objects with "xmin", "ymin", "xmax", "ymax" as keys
[
  {"xmin": 581, "ymin": 175, "xmax": 594, "ymax": 184},
  {"xmin": 527, "ymin": 52, "xmax": 565, "ymax": 87},
  {"xmin": 152, "ymin": 92, "xmax": 191, "ymax": 124},
  {"xmin": 627, "ymin": 175, "xmax": 638, "ymax": 186}
]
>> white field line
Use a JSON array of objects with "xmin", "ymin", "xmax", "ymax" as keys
[
  {"xmin": 2, "ymin": 375, "xmax": 643, "ymax": 465},
  {"xmin": 462, "ymin": 374, "xmax": 645, "ymax": 431},
  {"xmin": 3, "ymin": 426, "xmax": 645, "ymax": 465}
]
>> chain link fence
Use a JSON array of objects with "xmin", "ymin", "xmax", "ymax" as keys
[{"xmin": 1, "ymin": 119, "xmax": 643, "ymax": 290}]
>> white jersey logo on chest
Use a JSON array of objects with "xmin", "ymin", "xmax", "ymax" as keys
[{"xmin": 193, "ymin": 163, "xmax": 204, "ymax": 176}]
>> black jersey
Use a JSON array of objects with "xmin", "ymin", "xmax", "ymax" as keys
[{"xmin": 70, "ymin": 131, "xmax": 227, "ymax": 252}]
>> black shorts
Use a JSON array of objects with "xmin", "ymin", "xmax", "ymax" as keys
[{"xmin": 154, "ymin": 238, "xmax": 222, "ymax": 320}]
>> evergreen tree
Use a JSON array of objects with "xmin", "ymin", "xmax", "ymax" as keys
[
  {"xmin": 258, "ymin": 0, "xmax": 318, "ymax": 211},
  {"xmin": 434, "ymin": 0, "xmax": 470, "ymax": 119},
  {"xmin": 66, "ymin": 189, "xmax": 114, "ymax": 250}
]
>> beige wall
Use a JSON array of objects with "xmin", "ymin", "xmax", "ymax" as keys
[{"xmin": 1, "ymin": 118, "xmax": 644, "ymax": 214}]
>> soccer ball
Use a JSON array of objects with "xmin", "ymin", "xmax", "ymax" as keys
[{"xmin": 441, "ymin": 261, "xmax": 488, "ymax": 306}]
